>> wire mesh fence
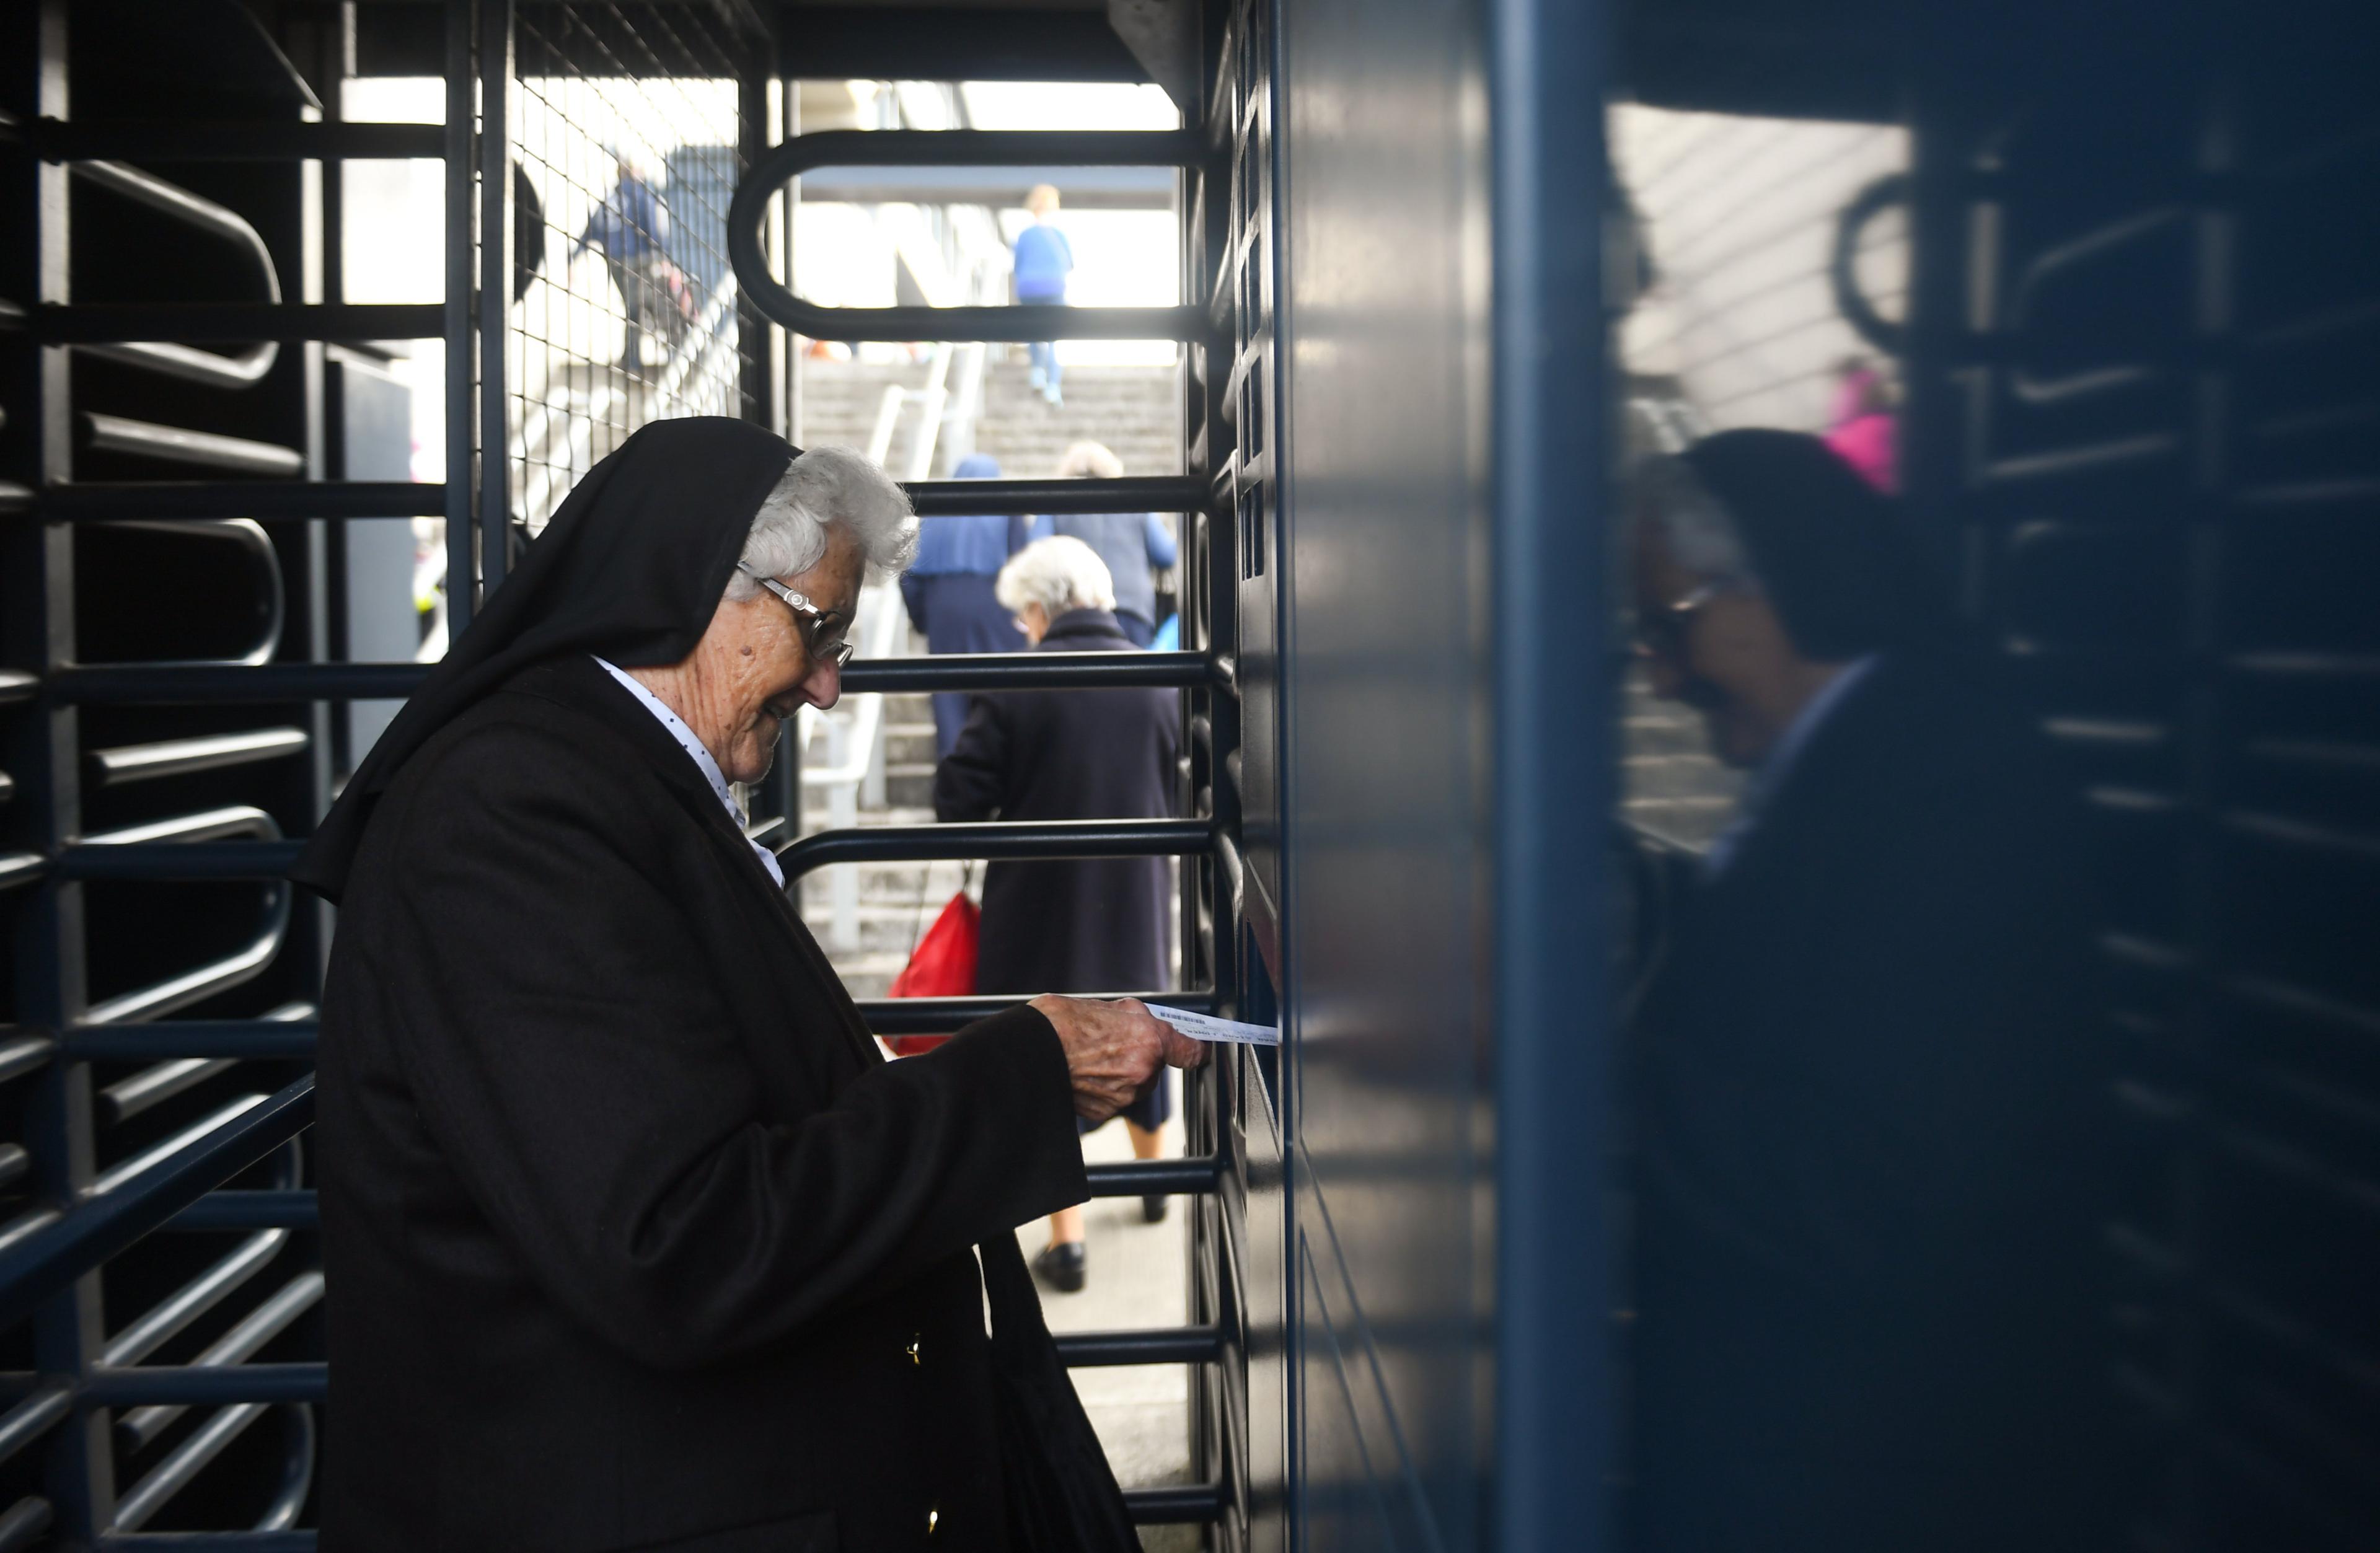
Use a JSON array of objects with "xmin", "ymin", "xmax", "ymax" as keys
[{"xmin": 508, "ymin": 4, "xmax": 760, "ymax": 533}]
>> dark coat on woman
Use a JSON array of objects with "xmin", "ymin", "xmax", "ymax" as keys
[
  {"xmin": 933, "ymin": 609, "xmax": 1176, "ymax": 1001},
  {"xmin": 314, "ymin": 655, "xmax": 1091, "ymax": 1551},
  {"xmin": 298, "ymin": 420, "xmax": 1134, "ymax": 1553},
  {"xmin": 1630, "ymin": 654, "xmax": 2116, "ymax": 1553},
  {"xmin": 901, "ymin": 569, "xmax": 1023, "ymax": 759}
]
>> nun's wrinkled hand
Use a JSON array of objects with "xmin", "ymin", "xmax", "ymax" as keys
[{"xmin": 1029, "ymin": 995, "xmax": 1209, "ymax": 1124}]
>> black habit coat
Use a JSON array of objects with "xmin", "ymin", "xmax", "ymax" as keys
[
  {"xmin": 315, "ymin": 655, "xmax": 1090, "ymax": 1552},
  {"xmin": 933, "ymin": 609, "xmax": 1177, "ymax": 998},
  {"xmin": 1630, "ymin": 654, "xmax": 2117, "ymax": 1553}
]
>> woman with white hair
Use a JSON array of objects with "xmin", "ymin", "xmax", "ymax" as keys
[
  {"xmin": 1027, "ymin": 441, "xmax": 1179, "ymax": 646},
  {"xmin": 935, "ymin": 537, "xmax": 1184, "ymax": 1293},
  {"xmin": 297, "ymin": 422, "xmax": 1202, "ymax": 1551}
]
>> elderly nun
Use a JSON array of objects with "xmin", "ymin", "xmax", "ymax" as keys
[{"xmin": 295, "ymin": 420, "xmax": 1202, "ymax": 1552}]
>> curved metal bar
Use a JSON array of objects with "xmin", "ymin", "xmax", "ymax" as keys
[
  {"xmin": 1829, "ymin": 170, "xmax": 1909, "ymax": 357},
  {"xmin": 115, "ymin": 1272, "xmax": 324, "ymax": 1453},
  {"xmin": 101, "ymin": 1230, "xmax": 288, "ymax": 1368},
  {"xmin": 92, "ymin": 519, "xmax": 284, "ymax": 669},
  {"xmin": 253, "ymin": 1405, "xmax": 314, "ymax": 1531},
  {"xmin": 777, "ymin": 817, "xmax": 1212, "ymax": 879},
  {"xmin": 730, "ymin": 129, "xmax": 1207, "ymax": 342},
  {"xmin": 0, "ymin": 1076, "xmax": 314, "ymax": 1330},
  {"xmin": 68, "ymin": 161, "xmax": 280, "ymax": 388},
  {"xmin": 77, "ymin": 806, "xmax": 289, "ymax": 1024}
]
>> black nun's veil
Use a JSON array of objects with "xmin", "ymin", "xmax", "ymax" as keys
[{"xmin": 293, "ymin": 417, "xmax": 799, "ymax": 902}]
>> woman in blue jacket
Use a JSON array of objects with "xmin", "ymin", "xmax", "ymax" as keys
[{"xmin": 899, "ymin": 453, "xmax": 1026, "ymax": 757}]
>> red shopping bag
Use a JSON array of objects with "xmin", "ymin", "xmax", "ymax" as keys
[{"xmin": 885, "ymin": 891, "xmax": 978, "ymax": 1055}]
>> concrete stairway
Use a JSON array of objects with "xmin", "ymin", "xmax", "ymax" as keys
[{"xmin": 796, "ymin": 356, "xmax": 1183, "ymax": 480}]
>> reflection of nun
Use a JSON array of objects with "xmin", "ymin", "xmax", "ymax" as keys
[
  {"xmin": 296, "ymin": 420, "xmax": 1134, "ymax": 1552},
  {"xmin": 900, "ymin": 452, "xmax": 1030, "ymax": 758}
]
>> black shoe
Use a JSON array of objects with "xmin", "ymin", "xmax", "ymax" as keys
[
  {"xmin": 1033, "ymin": 1241, "xmax": 1087, "ymax": 1293},
  {"xmin": 1142, "ymin": 1194, "xmax": 1169, "ymax": 1223}
]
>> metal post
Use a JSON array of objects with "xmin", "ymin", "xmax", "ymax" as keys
[
  {"xmin": 477, "ymin": 0, "xmax": 513, "ymax": 596},
  {"xmin": 442, "ymin": 0, "xmax": 475, "ymax": 636},
  {"xmin": 4, "ymin": 4, "xmax": 115, "ymax": 1536},
  {"xmin": 1488, "ymin": 0, "xmax": 1618, "ymax": 1546}
]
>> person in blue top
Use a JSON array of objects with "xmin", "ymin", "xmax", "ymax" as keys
[
  {"xmin": 573, "ymin": 150, "xmax": 676, "ymax": 372},
  {"xmin": 899, "ymin": 453, "xmax": 1031, "ymax": 757},
  {"xmin": 1012, "ymin": 184, "xmax": 1075, "ymax": 407},
  {"xmin": 1025, "ymin": 442, "xmax": 1179, "ymax": 646}
]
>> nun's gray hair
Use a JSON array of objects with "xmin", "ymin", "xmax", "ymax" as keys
[
  {"xmin": 726, "ymin": 446, "xmax": 916, "ymax": 599},
  {"xmin": 997, "ymin": 535, "xmax": 1116, "ymax": 616}
]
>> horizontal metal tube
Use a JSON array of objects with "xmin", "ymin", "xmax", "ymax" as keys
[
  {"xmin": 56, "ymin": 842, "xmax": 302, "ymax": 882},
  {"xmin": 1122, "ymin": 1482, "xmax": 1225, "ymax": 1524},
  {"xmin": 97, "ymin": 1534, "xmax": 314, "ymax": 1552},
  {"xmin": 0, "ymin": 854, "xmax": 43, "ymax": 893},
  {"xmin": 0, "ymin": 671, "xmax": 33, "ymax": 705},
  {"xmin": 82, "ymin": 415, "xmax": 304, "ymax": 477},
  {"xmin": 40, "ymin": 118, "xmax": 446, "ymax": 161},
  {"xmin": 42, "ymin": 302, "xmax": 444, "ymax": 345},
  {"xmin": 1054, "ymin": 1325, "xmax": 1222, "ymax": 1367},
  {"xmin": 778, "ymin": 819, "xmax": 1211, "ymax": 880},
  {"xmin": 0, "ymin": 1149, "xmax": 25, "ymax": 1190},
  {"xmin": 36, "ymin": 480, "xmax": 448, "ymax": 521},
  {"xmin": 0, "ymin": 1076, "xmax": 314, "ymax": 1329},
  {"xmin": 842, "ymin": 651, "xmax": 1217, "ymax": 692},
  {"xmin": 167, "ymin": 1192, "xmax": 317, "ymax": 1233},
  {"xmin": 89, "ymin": 1361, "xmax": 325, "ymax": 1409},
  {"xmin": 88, "ymin": 727, "xmax": 310, "ymax": 787},
  {"xmin": 906, "ymin": 475, "xmax": 1203, "ymax": 516},
  {"xmin": 69, "ymin": 1019, "xmax": 318, "ymax": 1062},
  {"xmin": 1083, "ymin": 1156, "xmax": 1223, "ymax": 1197},
  {"xmin": 51, "ymin": 652, "xmax": 1217, "ymax": 704},
  {"xmin": 858, "ymin": 990, "xmax": 1212, "ymax": 1035}
]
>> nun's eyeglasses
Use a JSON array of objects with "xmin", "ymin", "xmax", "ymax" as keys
[{"xmin": 738, "ymin": 564, "xmax": 855, "ymax": 669}]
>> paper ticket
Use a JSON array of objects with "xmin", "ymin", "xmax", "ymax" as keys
[{"xmin": 1144, "ymin": 1003, "xmax": 1281, "ymax": 1047}]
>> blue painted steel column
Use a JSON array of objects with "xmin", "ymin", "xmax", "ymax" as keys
[{"xmin": 1488, "ymin": 0, "xmax": 1616, "ymax": 1548}]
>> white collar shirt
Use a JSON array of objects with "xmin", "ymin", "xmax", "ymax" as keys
[{"xmin": 592, "ymin": 656, "xmax": 787, "ymax": 889}]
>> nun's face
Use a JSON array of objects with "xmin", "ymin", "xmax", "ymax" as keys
[{"xmin": 677, "ymin": 525, "xmax": 865, "ymax": 784}]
